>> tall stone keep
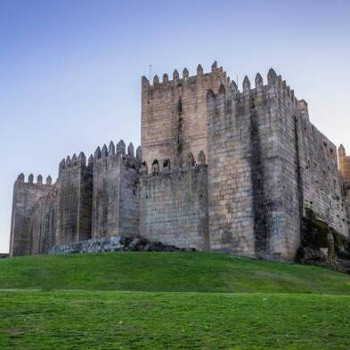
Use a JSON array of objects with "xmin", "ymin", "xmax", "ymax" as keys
[{"xmin": 141, "ymin": 63, "xmax": 229, "ymax": 167}]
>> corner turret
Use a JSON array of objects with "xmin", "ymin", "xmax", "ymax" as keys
[{"xmin": 9, "ymin": 173, "xmax": 55, "ymax": 256}]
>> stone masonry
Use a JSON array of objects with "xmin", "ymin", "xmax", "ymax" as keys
[{"xmin": 9, "ymin": 62, "xmax": 350, "ymax": 260}]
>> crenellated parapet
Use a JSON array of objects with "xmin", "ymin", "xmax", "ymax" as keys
[
  {"xmin": 267, "ymin": 69, "xmax": 297, "ymax": 107},
  {"xmin": 206, "ymin": 68, "xmax": 298, "ymax": 111},
  {"xmin": 140, "ymin": 150, "xmax": 207, "ymax": 177},
  {"xmin": 142, "ymin": 61, "xmax": 229, "ymax": 94},
  {"xmin": 91, "ymin": 140, "xmax": 142, "ymax": 170},
  {"xmin": 15, "ymin": 173, "xmax": 55, "ymax": 186},
  {"xmin": 59, "ymin": 151, "xmax": 91, "ymax": 176}
]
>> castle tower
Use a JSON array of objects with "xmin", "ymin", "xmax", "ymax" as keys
[
  {"xmin": 141, "ymin": 63, "xmax": 229, "ymax": 166},
  {"xmin": 141, "ymin": 65, "xmax": 305, "ymax": 258},
  {"xmin": 91, "ymin": 141, "xmax": 141, "ymax": 238},
  {"xmin": 56, "ymin": 153, "xmax": 93, "ymax": 244},
  {"xmin": 9, "ymin": 174, "xmax": 54, "ymax": 256}
]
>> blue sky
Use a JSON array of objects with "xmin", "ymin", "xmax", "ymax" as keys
[{"xmin": 0, "ymin": 0, "xmax": 349, "ymax": 252}]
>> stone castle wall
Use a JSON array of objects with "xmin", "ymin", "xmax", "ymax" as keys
[
  {"xmin": 140, "ymin": 161, "xmax": 209, "ymax": 250},
  {"xmin": 297, "ymin": 105, "xmax": 348, "ymax": 236},
  {"xmin": 9, "ymin": 63, "xmax": 350, "ymax": 260},
  {"xmin": 30, "ymin": 188, "xmax": 57, "ymax": 255}
]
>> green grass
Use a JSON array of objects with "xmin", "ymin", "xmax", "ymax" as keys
[
  {"xmin": 0, "ymin": 252, "xmax": 350, "ymax": 349},
  {"xmin": 0, "ymin": 291, "xmax": 349, "ymax": 349},
  {"xmin": 0, "ymin": 252, "xmax": 349, "ymax": 294}
]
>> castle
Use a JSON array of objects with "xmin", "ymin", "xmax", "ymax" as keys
[{"xmin": 9, "ymin": 62, "xmax": 350, "ymax": 261}]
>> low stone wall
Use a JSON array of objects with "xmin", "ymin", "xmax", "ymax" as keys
[{"xmin": 49, "ymin": 235, "xmax": 192, "ymax": 254}]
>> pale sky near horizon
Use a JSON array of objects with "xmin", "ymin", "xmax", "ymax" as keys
[{"xmin": 0, "ymin": 0, "xmax": 349, "ymax": 253}]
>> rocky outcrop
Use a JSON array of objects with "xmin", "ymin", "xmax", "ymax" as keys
[
  {"xmin": 49, "ymin": 235, "xmax": 195, "ymax": 254},
  {"xmin": 296, "ymin": 213, "xmax": 350, "ymax": 273}
]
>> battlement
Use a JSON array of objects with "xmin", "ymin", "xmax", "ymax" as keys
[
  {"xmin": 268, "ymin": 69, "xmax": 297, "ymax": 104},
  {"xmin": 16, "ymin": 173, "xmax": 54, "ymax": 186},
  {"xmin": 142, "ymin": 61, "xmax": 229, "ymax": 92},
  {"xmin": 205, "ymin": 67, "xmax": 298, "ymax": 109},
  {"xmin": 59, "ymin": 152, "xmax": 90, "ymax": 174},
  {"xmin": 92, "ymin": 140, "xmax": 142, "ymax": 165},
  {"xmin": 143, "ymin": 64, "xmax": 299, "ymax": 106},
  {"xmin": 140, "ymin": 150, "xmax": 207, "ymax": 176}
]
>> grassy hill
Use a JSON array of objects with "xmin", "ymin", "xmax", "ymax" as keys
[
  {"xmin": 0, "ymin": 252, "xmax": 349, "ymax": 294},
  {"xmin": 0, "ymin": 252, "xmax": 350, "ymax": 349}
]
